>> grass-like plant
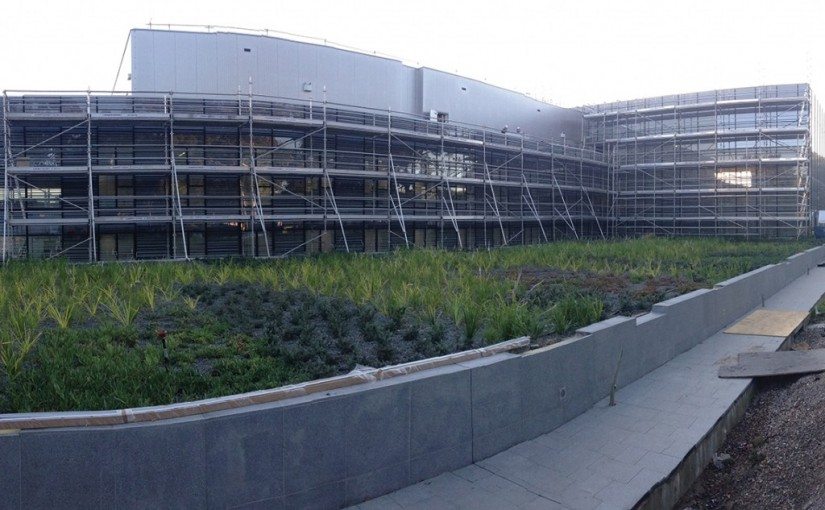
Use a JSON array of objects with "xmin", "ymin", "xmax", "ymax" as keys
[
  {"xmin": 0, "ymin": 237, "xmax": 818, "ymax": 412},
  {"xmin": 0, "ymin": 302, "xmax": 43, "ymax": 378},
  {"xmin": 102, "ymin": 288, "xmax": 141, "ymax": 327}
]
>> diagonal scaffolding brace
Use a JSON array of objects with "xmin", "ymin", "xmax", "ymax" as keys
[
  {"xmin": 168, "ymin": 94, "xmax": 189, "ymax": 259},
  {"xmin": 322, "ymin": 92, "xmax": 349, "ymax": 252},
  {"xmin": 552, "ymin": 173, "xmax": 579, "ymax": 239},
  {"xmin": 441, "ymin": 171, "xmax": 463, "ymax": 249},
  {"xmin": 387, "ymin": 110, "xmax": 409, "ymax": 248},
  {"xmin": 247, "ymin": 87, "xmax": 271, "ymax": 257},
  {"xmin": 484, "ymin": 162, "xmax": 508, "ymax": 245},
  {"xmin": 521, "ymin": 173, "xmax": 548, "ymax": 242}
]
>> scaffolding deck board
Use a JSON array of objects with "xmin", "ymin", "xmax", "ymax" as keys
[
  {"xmin": 719, "ymin": 350, "xmax": 825, "ymax": 378},
  {"xmin": 723, "ymin": 309, "xmax": 809, "ymax": 338}
]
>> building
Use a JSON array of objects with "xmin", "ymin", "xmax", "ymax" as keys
[
  {"xmin": 0, "ymin": 28, "xmax": 821, "ymax": 261},
  {"xmin": 583, "ymin": 84, "xmax": 825, "ymax": 239}
]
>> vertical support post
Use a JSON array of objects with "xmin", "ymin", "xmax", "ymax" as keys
[
  {"xmin": 387, "ymin": 108, "xmax": 392, "ymax": 250},
  {"xmin": 481, "ymin": 136, "xmax": 487, "ymax": 248},
  {"xmin": 166, "ymin": 96, "xmax": 176, "ymax": 260},
  {"xmin": 757, "ymin": 97, "xmax": 764, "ymax": 237},
  {"xmin": 86, "ymin": 91, "xmax": 97, "ymax": 262},
  {"xmin": 552, "ymin": 173, "xmax": 579, "ymax": 239},
  {"xmin": 713, "ymin": 94, "xmax": 719, "ymax": 236},
  {"xmin": 437, "ymin": 124, "xmax": 462, "ymax": 249},
  {"xmin": 551, "ymin": 152, "xmax": 557, "ymax": 240},
  {"xmin": 519, "ymin": 133, "xmax": 525, "ymax": 244},
  {"xmin": 439, "ymin": 120, "xmax": 445, "ymax": 247},
  {"xmin": 578, "ymin": 141, "xmax": 585, "ymax": 236},
  {"xmin": 632, "ymin": 112, "xmax": 639, "ymax": 236},
  {"xmin": 485, "ymin": 160, "xmax": 507, "ymax": 246},
  {"xmin": 322, "ymin": 88, "xmax": 349, "ymax": 252},
  {"xmin": 2, "ymin": 92, "xmax": 9, "ymax": 262},
  {"xmin": 442, "ymin": 173, "xmax": 463, "ymax": 249},
  {"xmin": 322, "ymin": 93, "xmax": 329, "ymax": 237},
  {"xmin": 169, "ymin": 94, "xmax": 189, "ymax": 260},
  {"xmin": 672, "ymin": 107, "xmax": 678, "ymax": 236},
  {"xmin": 386, "ymin": 110, "xmax": 409, "ymax": 248},
  {"xmin": 248, "ymin": 84, "xmax": 271, "ymax": 257},
  {"xmin": 521, "ymin": 171, "xmax": 548, "ymax": 242}
]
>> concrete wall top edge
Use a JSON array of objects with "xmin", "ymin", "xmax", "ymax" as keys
[
  {"xmin": 635, "ymin": 311, "xmax": 666, "ymax": 326},
  {"xmin": 653, "ymin": 287, "xmax": 714, "ymax": 308},
  {"xmin": 575, "ymin": 315, "xmax": 634, "ymax": 335},
  {"xmin": 715, "ymin": 264, "xmax": 775, "ymax": 287}
]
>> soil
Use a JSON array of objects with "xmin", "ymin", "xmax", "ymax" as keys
[
  {"xmin": 502, "ymin": 267, "xmax": 703, "ymax": 317},
  {"xmin": 676, "ymin": 316, "xmax": 825, "ymax": 510}
]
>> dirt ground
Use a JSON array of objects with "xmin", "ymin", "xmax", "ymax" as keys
[
  {"xmin": 676, "ymin": 316, "xmax": 825, "ymax": 510},
  {"xmin": 503, "ymin": 267, "xmax": 702, "ymax": 316}
]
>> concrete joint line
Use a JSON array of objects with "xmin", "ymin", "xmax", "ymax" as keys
[{"xmin": 475, "ymin": 462, "xmax": 567, "ymax": 507}]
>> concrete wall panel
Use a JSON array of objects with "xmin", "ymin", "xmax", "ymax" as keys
[
  {"xmin": 282, "ymin": 397, "xmax": 348, "ymax": 498},
  {"xmin": 409, "ymin": 367, "xmax": 473, "ymax": 482},
  {"xmin": 520, "ymin": 345, "xmax": 566, "ymax": 440},
  {"xmin": 6, "ymin": 246, "xmax": 825, "ymax": 509},
  {"xmin": 108, "ymin": 419, "xmax": 207, "ymax": 508},
  {"xmin": 20, "ymin": 427, "xmax": 118, "ymax": 509},
  {"xmin": 204, "ymin": 408, "xmax": 284, "ymax": 508},
  {"xmin": 0, "ymin": 433, "xmax": 21, "ymax": 510},
  {"xmin": 463, "ymin": 355, "xmax": 525, "ymax": 461}
]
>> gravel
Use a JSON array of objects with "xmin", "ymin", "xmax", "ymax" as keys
[{"xmin": 677, "ymin": 315, "xmax": 825, "ymax": 510}]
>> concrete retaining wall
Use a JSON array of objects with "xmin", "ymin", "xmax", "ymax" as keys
[{"xmin": 1, "ymin": 246, "xmax": 823, "ymax": 509}]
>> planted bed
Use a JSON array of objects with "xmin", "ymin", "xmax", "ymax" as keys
[{"xmin": 0, "ymin": 237, "xmax": 816, "ymax": 413}]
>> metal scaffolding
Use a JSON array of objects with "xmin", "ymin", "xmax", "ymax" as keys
[
  {"xmin": 2, "ymin": 83, "xmax": 819, "ymax": 262},
  {"xmin": 0, "ymin": 90, "xmax": 608, "ymax": 261},
  {"xmin": 582, "ymin": 83, "xmax": 819, "ymax": 239}
]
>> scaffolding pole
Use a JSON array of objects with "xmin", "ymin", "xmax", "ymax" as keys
[
  {"xmin": 2, "ymin": 92, "xmax": 9, "ymax": 262},
  {"xmin": 484, "ymin": 162, "xmax": 508, "ymax": 245},
  {"xmin": 0, "ymin": 91, "xmax": 623, "ymax": 260},
  {"xmin": 248, "ymin": 86, "xmax": 271, "ymax": 257},
  {"xmin": 521, "ymin": 173, "xmax": 548, "ymax": 242},
  {"xmin": 86, "ymin": 91, "xmax": 97, "ymax": 262},
  {"xmin": 168, "ymin": 94, "xmax": 189, "ymax": 259},
  {"xmin": 757, "ymin": 98, "xmax": 764, "ymax": 237},
  {"xmin": 552, "ymin": 173, "xmax": 579, "ymax": 239},
  {"xmin": 482, "ymin": 136, "xmax": 488, "ymax": 248},
  {"xmin": 387, "ymin": 110, "xmax": 409, "ymax": 248},
  {"xmin": 519, "ymin": 134, "xmax": 525, "ymax": 244},
  {"xmin": 388, "ymin": 154, "xmax": 410, "ymax": 246},
  {"xmin": 796, "ymin": 94, "xmax": 810, "ymax": 238},
  {"xmin": 442, "ymin": 171, "xmax": 463, "ymax": 249},
  {"xmin": 322, "ymin": 90, "xmax": 349, "ymax": 252}
]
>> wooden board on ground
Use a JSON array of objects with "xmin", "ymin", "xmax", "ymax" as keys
[
  {"xmin": 718, "ymin": 350, "xmax": 825, "ymax": 378},
  {"xmin": 724, "ymin": 309, "xmax": 809, "ymax": 338}
]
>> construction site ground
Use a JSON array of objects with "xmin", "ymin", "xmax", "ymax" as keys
[{"xmin": 677, "ymin": 314, "xmax": 825, "ymax": 510}]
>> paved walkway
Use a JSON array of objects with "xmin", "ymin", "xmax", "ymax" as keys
[{"xmin": 353, "ymin": 268, "xmax": 825, "ymax": 510}]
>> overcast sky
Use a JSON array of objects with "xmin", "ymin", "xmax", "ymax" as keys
[{"xmin": 0, "ymin": 0, "xmax": 823, "ymax": 107}]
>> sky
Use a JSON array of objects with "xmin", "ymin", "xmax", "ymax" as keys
[{"xmin": 0, "ymin": 0, "xmax": 823, "ymax": 107}]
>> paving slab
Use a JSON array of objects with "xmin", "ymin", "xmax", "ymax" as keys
[{"xmin": 352, "ymin": 267, "xmax": 825, "ymax": 510}]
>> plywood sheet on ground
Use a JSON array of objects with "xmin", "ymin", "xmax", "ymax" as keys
[
  {"xmin": 719, "ymin": 350, "xmax": 825, "ymax": 378},
  {"xmin": 724, "ymin": 309, "xmax": 809, "ymax": 338}
]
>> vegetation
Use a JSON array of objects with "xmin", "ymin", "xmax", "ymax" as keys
[{"xmin": 0, "ymin": 237, "xmax": 816, "ymax": 412}]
